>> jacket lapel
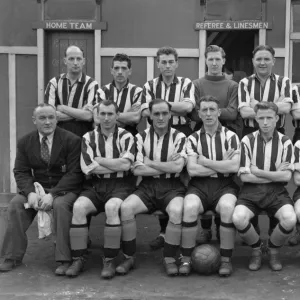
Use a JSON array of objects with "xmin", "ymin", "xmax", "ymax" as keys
[{"xmin": 49, "ymin": 128, "xmax": 63, "ymax": 166}]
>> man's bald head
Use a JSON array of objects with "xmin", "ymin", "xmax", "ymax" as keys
[{"xmin": 65, "ymin": 45, "xmax": 85, "ymax": 57}]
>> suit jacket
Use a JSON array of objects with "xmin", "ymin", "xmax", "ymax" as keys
[{"xmin": 14, "ymin": 127, "xmax": 83, "ymax": 197}]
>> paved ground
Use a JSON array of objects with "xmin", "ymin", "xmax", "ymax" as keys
[{"xmin": 1, "ymin": 210, "xmax": 300, "ymax": 300}]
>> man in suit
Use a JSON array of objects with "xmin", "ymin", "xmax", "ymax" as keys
[{"xmin": 0, "ymin": 103, "xmax": 83, "ymax": 276}]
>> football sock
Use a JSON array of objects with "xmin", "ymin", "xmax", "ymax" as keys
[
  {"xmin": 181, "ymin": 220, "xmax": 198, "ymax": 257},
  {"xmin": 269, "ymin": 223, "xmax": 293, "ymax": 248},
  {"xmin": 220, "ymin": 221, "xmax": 235, "ymax": 258},
  {"xmin": 70, "ymin": 223, "xmax": 88, "ymax": 258},
  {"xmin": 163, "ymin": 221, "xmax": 182, "ymax": 259},
  {"xmin": 237, "ymin": 222, "xmax": 261, "ymax": 247},
  {"xmin": 104, "ymin": 223, "xmax": 121, "ymax": 259},
  {"xmin": 122, "ymin": 218, "xmax": 136, "ymax": 257}
]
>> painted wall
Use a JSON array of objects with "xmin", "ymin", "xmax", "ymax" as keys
[{"xmin": 0, "ymin": 0, "xmax": 37, "ymax": 46}]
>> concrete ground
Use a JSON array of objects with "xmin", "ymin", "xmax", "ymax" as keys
[{"xmin": 0, "ymin": 211, "xmax": 300, "ymax": 300}]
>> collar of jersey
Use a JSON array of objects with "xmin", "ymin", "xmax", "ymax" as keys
[
  {"xmin": 111, "ymin": 79, "xmax": 130, "ymax": 90},
  {"xmin": 200, "ymin": 122, "xmax": 222, "ymax": 135},
  {"xmin": 204, "ymin": 73, "xmax": 225, "ymax": 81},
  {"xmin": 158, "ymin": 74, "xmax": 179, "ymax": 84},
  {"xmin": 62, "ymin": 72, "xmax": 85, "ymax": 83}
]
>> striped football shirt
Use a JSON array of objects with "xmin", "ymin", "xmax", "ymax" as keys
[
  {"xmin": 186, "ymin": 123, "xmax": 240, "ymax": 178},
  {"xmin": 141, "ymin": 74, "xmax": 195, "ymax": 126},
  {"xmin": 81, "ymin": 126, "xmax": 135, "ymax": 178},
  {"xmin": 96, "ymin": 80, "xmax": 142, "ymax": 112},
  {"xmin": 238, "ymin": 73, "xmax": 292, "ymax": 128},
  {"xmin": 133, "ymin": 126, "xmax": 187, "ymax": 178},
  {"xmin": 239, "ymin": 130, "xmax": 294, "ymax": 175},
  {"xmin": 45, "ymin": 73, "xmax": 98, "ymax": 110}
]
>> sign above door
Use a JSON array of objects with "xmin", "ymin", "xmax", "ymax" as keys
[
  {"xmin": 33, "ymin": 20, "xmax": 107, "ymax": 31},
  {"xmin": 195, "ymin": 20, "xmax": 271, "ymax": 31}
]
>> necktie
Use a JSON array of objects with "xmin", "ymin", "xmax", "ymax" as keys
[{"xmin": 41, "ymin": 136, "xmax": 50, "ymax": 164}]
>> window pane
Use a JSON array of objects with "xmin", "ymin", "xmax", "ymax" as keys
[
  {"xmin": 205, "ymin": 0, "xmax": 261, "ymax": 21},
  {"xmin": 292, "ymin": 41, "xmax": 300, "ymax": 82},
  {"xmin": 45, "ymin": 0, "xmax": 97, "ymax": 20},
  {"xmin": 293, "ymin": 4, "xmax": 300, "ymax": 32}
]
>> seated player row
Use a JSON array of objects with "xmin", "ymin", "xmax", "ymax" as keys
[{"xmin": 1, "ymin": 97, "xmax": 299, "ymax": 281}]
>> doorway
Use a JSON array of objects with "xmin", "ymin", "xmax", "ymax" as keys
[
  {"xmin": 207, "ymin": 30, "xmax": 258, "ymax": 80},
  {"xmin": 45, "ymin": 31, "xmax": 95, "ymax": 85}
]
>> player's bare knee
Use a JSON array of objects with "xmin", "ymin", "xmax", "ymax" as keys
[
  {"xmin": 184, "ymin": 202, "xmax": 200, "ymax": 221},
  {"xmin": 232, "ymin": 209, "xmax": 248, "ymax": 229},
  {"xmin": 105, "ymin": 200, "xmax": 121, "ymax": 218},
  {"xmin": 167, "ymin": 206, "xmax": 183, "ymax": 224},
  {"xmin": 219, "ymin": 202, "xmax": 235, "ymax": 220},
  {"xmin": 280, "ymin": 211, "xmax": 297, "ymax": 230},
  {"xmin": 120, "ymin": 201, "xmax": 135, "ymax": 219},
  {"xmin": 73, "ymin": 199, "xmax": 89, "ymax": 220}
]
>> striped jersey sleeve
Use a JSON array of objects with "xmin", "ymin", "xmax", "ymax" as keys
[
  {"xmin": 292, "ymin": 85, "xmax": 300, "ymax": 111},
  {"xmin": 80, "ymin": 131, "xmax": 99, "ymax": 175},
  {"xmin": 118, "ymin": 128, "xmax": 135, "ymax": 162}
]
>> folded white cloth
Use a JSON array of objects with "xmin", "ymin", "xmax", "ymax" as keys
[{"xmin": 24, "ymin": 182, "xmax": 53, "ymax": 239}]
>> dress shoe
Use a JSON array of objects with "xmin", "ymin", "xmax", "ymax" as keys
[
  {"xmin": 101, "ymin": 258, "xmax": 116, "ymax": 279},
  {"xmin": 149, "ymin": 235, "xmax": 165, "ymax": 250},
  {"xmin": 55, "ymin": 262, "xmax": 71, "ymax": 276},
  {"xmin": 116, "ymin": 257, "xmax": 135, "ymax": 275},
  {"xmin": 219, "ymin": 257, "xmax": 233, "ymax": 277},
  {"xmin": 65, "ymin": 258, "xmax": 85, "ymax": 277},
  {"xmin": 0, "ymin": 259, "xmax": 22, "ymax": 272}
]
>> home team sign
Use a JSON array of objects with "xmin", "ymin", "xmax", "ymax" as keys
[
  {"xmin": 195, "ymin": 21, "xmax": 271, "ymax": 30},
  {"xmin": 32, "ymin": 21, "xmax": 107, "ymax": 30}
]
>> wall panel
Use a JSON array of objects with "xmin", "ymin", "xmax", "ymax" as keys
[
  {"xmin": 101, "ymin": 0, "xmax": 200, "ymax": 48},
  {"xmin": 16, "ymin": 55, "xmax": 37, "ymax": 140}
]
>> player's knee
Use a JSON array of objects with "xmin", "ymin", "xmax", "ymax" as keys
[
  {"xmin": 219, "ymin": 201, "xmax": 235, "ymax": 219},
  {"xmin": 184, "ymin": 202, "xmax": 200, "ymax": 220},
  {"xmin": 280, "ymin": 211, "xmax": 297, "ymax": 230},
  {"xmin": 105, "ymin": 200, "xmax": 121, "ymax": 217},
  {"xmin": 120, "ymin": 201, "xmax": 135, "ymax": 219},
  {"xmin": 168, "ymin": 206, "xmax": 183, "ymax": 224},
  {"xmin": 232, "ymin": 209, "xmax": 248, "ymax": 229},
  {"xmin": 73, "ymin": 199, "xmax": 89, "ymax": 219}
]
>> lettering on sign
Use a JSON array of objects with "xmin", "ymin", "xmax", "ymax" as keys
[
  {"xmin": 195, "ymin": 21, "xmax": 271, "ymax": 31},
  {"xmin": 45, "ymin": 21, "xmax": 93, "ymax": 30}
]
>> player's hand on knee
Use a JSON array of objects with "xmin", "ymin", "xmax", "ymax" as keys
[{"xmin": 38, "ymin": 193, "xmax": 54, "ymax": 211}]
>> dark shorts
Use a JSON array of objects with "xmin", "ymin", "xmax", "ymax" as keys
[
  {"xmin": 133, "ymin": 177, "xmax": 186, "ymax": 214},
  {"xmin": 293, "ymin": 187, "xmax": 300, "ymax": 203},
  {"xmin": 236, "ymin": 183, "xmax": 293, "ymax": 217},
  {"xmin": 186, "ymin": 177, "xmax": 239, "ymax": 212},
  {"xmin": 80, "ymin": 177, "xmax": 135, "ymax": 213}
]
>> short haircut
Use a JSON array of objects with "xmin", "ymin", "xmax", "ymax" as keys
[
  {"xmin": 64, "ymin": 45, "xmax": 85, "ymax": 57},
  {"xmin": 94, "ymin": 100, "xmax": 119, "ymax": 114},
  {"xmin": 156, "ymin": 46, "xmax": 178, "ymax": 62},
  {"xmin": 33, "ymin": 103, "xmax": 56, "ymax": 116},
  {"xmin": 198, "ymin": 95, "xmax": 220, "ymax": 109},
  {"xmin": 112, "ymin": 53, "xmax": 132, "ymax": 69},
  {"xmin": 205, "ymin": 45, "xmax": 226, "ymax": 58},
  {"xmin": 149, "ymin": 98, "xmax": 171, "ymax": 113},
  {"xmin": 252, "ymin": 45, "xmax": 275, "ymax": 57},
  {"xmin": 254, "ymin": 102, "xmax": 278, "ymax": 114}
]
